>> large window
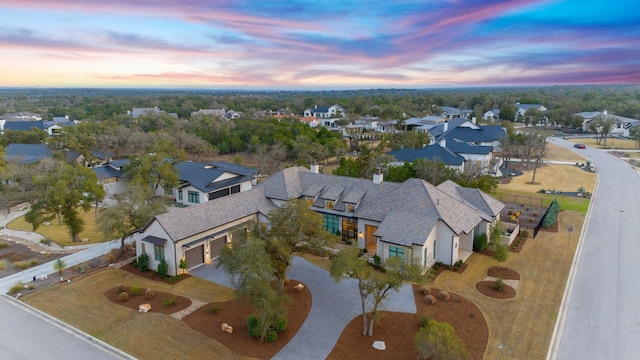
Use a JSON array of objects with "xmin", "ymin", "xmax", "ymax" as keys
[
  {"xmin": 188, "ymin": 191, "xmax": 200, "ymax": 203},
  {"xmin": 347, "ymin": 204, "xmax": 355, "ymax": 213},
  {"xmin": 163, "ymin": 184, "xmax": 172, "ymax": 195},
  {"xmin": 323, "ymin": 214, "xmax": 339, "ymax": 235},
  {"xmin": 389, "ymin": 246, "xmax": 405, "ymax": 261},
  {"xmin": 154, "ymin": 245, "xmax": 165, "ymax": 261},
  {"xmin": 178, "ymin": 189, "xmax": 183, "ymax": 200},
  {"xmin": 341, "ymin": 217, "xmax": 357, "ymax": 242},
  {"xmin": 231, "ymin": 185, "xmax": 241, "ymax": 194}
]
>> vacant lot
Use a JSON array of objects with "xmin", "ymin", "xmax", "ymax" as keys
[
  {"xmin": 500, "ymin": 163, "xmax": 596, "ymax": 194},
  {"xmin": 545, "ymin": 143, "xmax": 586, "ymax": 162},
  {"xmin": 569, "ymin": 137, "xmax": 639, "ymax": 149}
]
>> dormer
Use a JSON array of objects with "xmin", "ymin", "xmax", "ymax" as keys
[
  {"xmin": 341, "ymin": 187, "xmax": 366, "ymax": 213},
  {"xmin": 321, "ymin": 186, "xmax": 344, "ymax": 209},
  {"xmin": 302, "ymin": 184, "xmax": 324, "ymax": 206}
]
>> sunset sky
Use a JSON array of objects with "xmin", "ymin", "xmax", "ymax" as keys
[{"xmin": 1, "ymin": 0, "xmax": 639, "ymax": 89}]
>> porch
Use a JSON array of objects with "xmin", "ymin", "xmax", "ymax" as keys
[{"xmin": 459, "ymin": 248, "xmax": 473, "ymax": 263}]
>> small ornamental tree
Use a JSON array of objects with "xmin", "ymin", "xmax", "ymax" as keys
[
  {"xmin": 157, "ymin": 259, "xmax": 168, "ymax": 279},
  {"xmin": 137, "ymin": 253, "xmax": 149, "ymax": 272},
  {"xmin": 179, "ymin": 258, "xmax": 187, "ymax": 276},
  {"xmin": 493, "ymin": 243, "xmax": 509, "ymax": 267},
  {"xmin": 543, "ymin": 198, "xmax": 560, "ymax": 228},
  {"xmin": 53, "ymin": 258, "xmax": 66, "ymax": 276}
]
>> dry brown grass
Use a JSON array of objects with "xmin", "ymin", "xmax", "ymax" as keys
[
  {"xmin": 545, "ymin": 143, "xmax": 586, "ymax": 162},
  {"xmin": 569, "ymin": 138, "xmax": 639, "ymax": 149},
  {"xmin": 433, "ymin": 210, "xmax": 584, "ymax": 359},
  {"xmin": 22, "ymin": 267, "xmax": 245, "ymax": 360},
  {"xmin": 500, "ymin": 164, "xmax": 596, "ymax": 193}
]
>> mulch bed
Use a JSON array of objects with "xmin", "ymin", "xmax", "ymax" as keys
[
  {"xmin": 487, "ymin": 266, "xmax": 521, "ymax": 280},
  {"xmin": 104, "ymin": 286, "xmax": 192, "ymax": 315},
  {"xmin": 183, "ymin": 279, "xmax": 312, "ymax": 360},
  {"xmin": 539, "ymin": 219, "xmax": 559, "ymax": 233},
  {"xmin": 475, "ymin": 281, "xmax": 516, "ymax": 299},
  {"xmin": 327, "ymin": 285, "xmax": 487, "ymax": 360},
  {"xmin": 431, "ymin": 263, "xmax": 468, "ymax": 280},
  {"xmin": 509, "ymin": 234, "xmax": 529, "ymax": 253},
  {"xmin": 119, "ymin": 263, "xmax": 191, "ymax": 285}
]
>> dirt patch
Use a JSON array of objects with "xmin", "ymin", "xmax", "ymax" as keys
[
  {"xmin": 119, "ymin": 263, "xmax": 191, "ymax": 285},
  {"xmin": 475, "ymin": 281, "xmax": 516, "ymax": 299},
  {"xmin": 487, "ymin": 266, "xmax": 521, "ymax": 280},
  {"xmin": 431, "ymin": 263, "xmax": 468, "ymax": 280},
  {"xmin": 105, "ymin": 286, "xmax": 192, "ymax": 315},
  {"xmin": 183, "ymin": 279, "xmax": 312, "ymax": 360},
  {"xmin": 327, "ymin": 285, "xmax": 487, "ymax": 360},
  {"xmin": 0, "ymin": 238, "xmax": 68, "ymax": 279}
]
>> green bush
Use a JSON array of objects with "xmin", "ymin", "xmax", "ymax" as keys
[
  {"xmin": 372, "ymin": 254, "xmax": 381, "ymax": 267},
  {"xmin": 419, "ymin": 315, "xmax": 433, "ymax": 329},
  {"xmin": 208, "ymin": 305, "xmax": 221, "ymax": 314},
  {"xmin": 118, "ymin": 292, "xmax": 129, "ymax": 302},
  {"xmin": 137, "ymin": 253, "xmax": 149, "ymax": 272},
  {"xmin": 0, "ymin": 241, "xmax": 9, "ymax": 249},
  {"xmin": 266, "ymin": 329, "xmax": 277, "ymax": 343},
  {"xmin": 538, "ymin": 188, "xmax": 546, "ymax": 193},
  {"xmin": 8, "ymin": 282, "xmax": 24, "ymax": 295},
  {"xmin": 247, "ymin": 315, "xmax": 262, "ymax": 338},
  {"xmin": 274, "ymin": 317, "xmax": 288, "ymax": 333},
  {"xmin": 0, "ymin": 260, "xmax": 5, "ymax": 270},
  {"xmin": 494, "ymin": 278, "xmax": 506, "ymax": 291},
  {"xmin": 128, "ymin": 285, "xmax": 141, "ymax": 296},
  {"xmin": 163, "ymin": 296, "xmax": 176, "ymax": 307},
  {"xmin": 492, "ymin": 243, "xmax": 509, "ymax": 264},
  {"xmin": 415, "ymin": 318, "xmax": 469, "ymax": 360},
  {"xmin": 157, "ymin": 259, "xmax": 168, "ymax": 279},
  {"xmin": 473, "ymin": 233, "xmax": 488, "ymax": 251},
  {"xmin": 14, "ymin": 259, "xmax": 38, "ymax": 269}
]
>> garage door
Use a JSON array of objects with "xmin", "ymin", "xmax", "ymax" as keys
[
  {"xmin": 209, "ymin": 236, "xmax": 227, "ymax": 259},
  {"xmin": 184, "ymin": 244, "xmax": 204, "ymax": 270}
]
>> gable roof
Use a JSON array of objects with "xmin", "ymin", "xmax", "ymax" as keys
[
  {"xmin": 445, "ymin": 139, "xmax": 492, "ymax": 155},
  {"xmin": 153, "ymin": 186, "xmax": 276, "ymax": 241},
  {"xmin": 5, "ymin": 143, "xmax": 50, "ymax": 164},
  {"xmin": 3, "ymin": 121, "xmax": 45, "ymax": 131},
  {"xmin": 388, "ymin": 144, "xmax": 464, "ymax": 166},
  {"xmin": 436, "ymin": 180, "xmax": 504, "ymax": 218},
  {"xmin": 175, "ymin": 161, "xmax": 256, "ymax": 193}
]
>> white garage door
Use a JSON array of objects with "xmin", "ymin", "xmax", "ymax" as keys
[{"xmin": 184, "ymin": 244, "xmax": 204, "ymax": 270}]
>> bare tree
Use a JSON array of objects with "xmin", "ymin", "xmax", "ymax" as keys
[{"xmin": 528, "ymin": 134, "xmax": 547, "ymax": 184}]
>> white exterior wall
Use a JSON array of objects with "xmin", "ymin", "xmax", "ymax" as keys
[
  {"xmin": 137, "ymin": 221, "xmax": 178, "ymax": 276},
  {"xmin": 214, "ymin": 172, "xmax": 239, "ymax": 182},
  {"xmin": 102, "ymin": 178, "xmax": 128, "ymax": 197},
  {"xmin": 434, "ymin": 222, "xmax": 455, "ymax": 265},
  {"xmin": 459, "ymin": 231, "xmax": 474, "ymax": 252},
  {"xmin": 356, "ymin": 218, "xmax": 381, "ymax": 250}
]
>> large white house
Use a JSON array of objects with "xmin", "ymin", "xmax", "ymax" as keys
[{"xmin": 135, "ymin": 165, "xmax": 504, "ymax": 276}]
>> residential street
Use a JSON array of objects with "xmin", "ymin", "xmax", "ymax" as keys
[{"xmin": 548, "ymin": 137, "xmax": 640, "ymax": 360}]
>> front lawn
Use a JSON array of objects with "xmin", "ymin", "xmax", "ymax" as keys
[
  {"xmin": 7, "ymin": 208, "xmax": 111, "ymax": 246},
  {"xmin": 568, "ymin": 137, "xmax": 639, "ymax": 149}
]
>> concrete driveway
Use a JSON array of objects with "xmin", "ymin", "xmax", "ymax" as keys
[
  {"xmin": 191, "ymin": 256, "xmax": 417, "ymax": 360},
  {"xmin": 547, "ymin": 137, "xmax": 640, "ymax": 360}
]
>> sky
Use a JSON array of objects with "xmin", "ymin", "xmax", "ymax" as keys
[{"xmin": 1, "ymin": 0, "xmax": 639, "ymax": 90}]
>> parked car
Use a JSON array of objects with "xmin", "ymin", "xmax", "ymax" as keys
[{"xmin": 574, "ymin": 143, "xmax": 586, "ymax": 149}]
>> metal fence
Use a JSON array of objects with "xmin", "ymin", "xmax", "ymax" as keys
[{"xmin": 497, "ymin": 193, "xmax": 545, "ymax": 207}]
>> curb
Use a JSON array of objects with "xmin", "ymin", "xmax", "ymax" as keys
[
  {"xmin": 545, "ymin": 150, "xmax": 600, "ymax": 360},
  {"xmin": 1, "ymin": 294, "xmax": 137, "ymax": 360}
]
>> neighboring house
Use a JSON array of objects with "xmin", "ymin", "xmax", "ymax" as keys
[
  {"xmin": 0, "ymin": 112, "xmax": 42, "ymax": 121},
  {"xmin": 224, "ymin": 110, "xmax": 241, "ymax": 120},
  {"xmin": 93, "ymin": 160, "xmax": 129, "ymax": 196},
  {"xmin": 429, "ymin": 118, "xmax": 506, "ymax": 149},
  {"xmin": 2, "ymin": 120, "xmax": 46, "ymax": 133},
  {"xmin": 403, "ymin": 116, "xmax": 446, "ymax": 132},
  {"xmin": 5, "ymin": 143, "xmax": 104, "ymax": 166},
  {"xmin": 353, "ymin": 116, "xmax": 379, "ymax": 131},
  {"xmin": 515, "ymin": 103, "xmax": 547, "ymax": 121},
  {"xmin": 128, "ymin": 107, "xmax": 178, "ymax": 118},
  {"xmin": 376, "ymin": 119, "xmax": 398, "ymax": 133},
  {"xmin": 575, "ymin": 110, "xmax": 640, "ymax": 137},
  {"xmin": 135, "ymin": 165, "xmax": 504, "ymax": 276},
  {"xmin": 483, "ymin": 108, "xmax": 500, "ymax": 121},
  {"xmin": 191, "ymin": 109, "xmax": 226, "ymax": 117},
  {"xmin": 303, "ymin": 104, "xmax": 346, "ymax": 119},
  {"xmin": 388, "ymin": 144, "xmax": 464, "ymax": 172},
  {"xmin": 297, "ymin": 116, "xmax": 319, "ymax": 128}
]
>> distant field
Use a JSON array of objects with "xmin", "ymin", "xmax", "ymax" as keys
[{"xmin": 569, "ymin": 138, "xmax": 639, "ymax": 149}]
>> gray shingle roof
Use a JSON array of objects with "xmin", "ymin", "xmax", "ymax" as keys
[
  {"xmin": 262, "ymin": 166, "xmax": 307, "ymax": 200},
  {"xmin": 436, "ymin": 180, "xmax": 504, "ymax": 219},
  {"xmin": 322, "ymin": 186, "xmax": 344, "ymax": 201},
  {"xmin": 154, "ymin": 186, "xmax": 276, "ymax": 241},
  {"xmin": 5, "ymin": 143, "xmax": 51, "ymax": 164},
  {"xmin": 374, "ymin": 210, "xmax": 438, "ymax": 247},
  {"xmin": 175, "ymin": 161, "xmax": 256, "ymax": 193}
]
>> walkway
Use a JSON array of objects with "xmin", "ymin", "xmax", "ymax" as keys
[{"xmin": 191, "ymin": 256, "xmax": 417, "ymax": 360}]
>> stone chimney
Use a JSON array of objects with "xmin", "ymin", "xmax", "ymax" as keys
[
  {"xmin": 373, "ymin": 168, "xmax": 383, "ymax": 184},
  {"xmin": 310, "ymin": 161, "xmax": 319, "ymax": 174}
]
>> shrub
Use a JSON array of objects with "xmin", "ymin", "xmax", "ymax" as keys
[
  {"xmin": 415, "ymin": 318, "xmax": 469, "ymax": 360},
  {"xmin": 40, "ymin": 238, "xmax": 52, "ymax": 245},
  {"xmin": 533, "ymin": 211, "xmax": 539, "ymax": 217},
  {"xmin": 473, "ymin": 233, "xmax": 488, "ymax": 252},
  {"xmin": 8, "ymin": 282, "xmax": 24, "ymax": 295},
  {"xmin": 75, "ymin": 263, "xmax": 88, "ymax": 273},
  {"xmin": 0, "ymin": 241, "xmax": 9, "ymax": 249},
  {"xmin": 424, "ymin": 295, "xmax": 437, "ymax": 305},
  {"xmin": 14, "ymin": 259, "xmax": 38, "ymax": 269},
  {"xmin": 128, "ymin": 285, "xmax": 141, "ymax": 296},
  {"xmin": 419, "ymin": 315, "xmax": 433, "ymax": 329},
  {"xmin": 163, "ymin": 296, "xmax": 176, "ymax": 307},
  {"xmin": 494, "ymin": 278, "xmax": 506, "ymax": 291},
  {"xmin": 105, "ymin": 249, "xmax": 117, "ymax": 263},
  {"xmin": 528, "ymin": 218, "xmax": 534, "ymax": 223},
  {"xmin": 274, "ymin": 318, "xmax": 288, "ymax": 333},
  {"xmin": 157, "ymin": 259, "xmax": 168, "ymax": 279},
  {"xmin": 247, "ymin": 315, "xmax": 262, "ymax": 338},
  {"xmin": 137, "ymin": 253, "xmax": 149, "ymax": 272},
  {"xmin": 437, "ymin": 290, "xmax": 450, "ymax": 301},
  {"xmin": 578, "ymin": 186, "xmax": 586, "ymax": 193},
  {"xmin": 207, "ymin": 305, "xmax": 221, "ymax": 314},
  {"xmin": 266, "ymin": 329, "xmax": 278, "ymax": 343},
  {"xmin": 418, "ymin": 285, "xmax": 432, "ymax": 295},
  {"xmin": 493, "ymin": 243, "xmax": 509, "ymax": 264},
  {"xmin": 372, "ymin": 254, "xmax": 381, "ymax": 267},
  {"xmin": 538, "ymin": 189, "xmax": 546, "ymax": 193},
  {"xmin": 118, "ymin": 292, "xmax": 129, "ymax": 302},
  {"xmin": 144, "ymin": 288, "xmax": 155, "ymax": 299},
  {"xmin": 116, "ymin": 284, "xmax": 126, "ymax": 292},
  {"xmin": 0, "ymin": 260, "xmax": 5, "ymax": 270}
]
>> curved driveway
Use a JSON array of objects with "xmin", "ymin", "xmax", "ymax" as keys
[
  {"xmin": 548, "ymin": 137, "xmax": 640, "ymax": 360},
  {"xmin": 191, "ymin": 256, "xmax": 417, "ymax": 360}
]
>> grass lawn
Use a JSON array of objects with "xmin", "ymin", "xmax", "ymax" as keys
[
  {"xmin": 500, "ymin": 163, "xmax": 596, "ymax": 194},
  {"xmin": 22, "ymin": 267, "xmax": 244, "ymax": 360},
  {"xmin": 569, "ymin": 137, "xmax": 639, "ymax": 149},
  {"xmin": 7, "ymin": 208, "xmax": 111, "ymax": 246},
  {"xmin": 545, "ymin": 143, "xmax": 586, "ymax": 162}
]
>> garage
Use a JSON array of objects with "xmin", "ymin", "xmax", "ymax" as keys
[
  {"xmin": 184, "ymin": 244, "xmax": 204, "ymax": 270},
  {"xmin": 209, "ymin": 236, "xmax": 227, "ymax": 259}
]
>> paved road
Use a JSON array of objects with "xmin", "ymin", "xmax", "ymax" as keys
[{"xmin": 548, "ymin": 137, "xmax": 640, "ymax": 360}]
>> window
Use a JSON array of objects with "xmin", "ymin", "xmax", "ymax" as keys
[
  {"xmin": 154, "ymin": 245, "xmax": 165, "ymax": 261},
  {"xmin": 323, "ymin": 214, "xmax": 339, "ymax": 234},
  {"xmin": 178, "ymin": 189, "xmax": 183, "ymax": 200},
  {"xmin": 142, "ymin": 243, "xmax": 146, "ymax": 253},
  {"xmin": 163, "ymin": 184, "xmax": 172, "ymax": 195},
  {"xmin": 231, "ymin": 185, "xmax": 241, "ymax": 194},
  {"xmin": 209, "ymin": 188, "xmax": 229, "ymax": 200},
  {"xmin": 389, "ymin": 246, "xmax": 405, "ymax": 261},
  {"xmin": 347, "ymin": 204, "xmax": 355, "ymax": 213},
  {"xmin": 307, "ymin": 197, "xmax": 314, "ymax": 206},
  {"xmin": 188, "ymin": 191, "xmax": 200, "ymax": 203},
  {"xmin": 341, "ymin": 217, "xmax": 357, "ymax": 242},
  {"xmin": 326, "ymin": 201, "xmax": 334, "ymax": 210}
]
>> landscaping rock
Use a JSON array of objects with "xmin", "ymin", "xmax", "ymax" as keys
[
  {"xmin": 438, "ymin": 290, "xmax": 450, "ymax": 301},
  {"xmin": 221, "ymin": 323, "xmax": 233, "ymax": 334},
  {"xmin": 293, "ymin": 283, "xmax": 305, "ymax": 291},
  {"xmin": 139, "ymin": 303, "xmax": 151, "ymax": 313},
  {"xmin": 372, "ymin": 340, "xmax": 386, "ymax": 350},
  {"xmin": 425, "ymin": 295, "xmax": 437, "ymax": 305}
]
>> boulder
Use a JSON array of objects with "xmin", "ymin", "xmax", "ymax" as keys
[
  {"xmin": 293, "ymin": 283, "xmax": 305, "ymax": 291},
  {"xmin": 138, "ymin": 303, "xmax": 151, "ymax": 313},
  {"xmin": 221, "ymin": 323, "xmax": 233, "ymax": 334},
  {"xmin": 372, "ymin": 340, "xmax": 386, "ymax": 350}
]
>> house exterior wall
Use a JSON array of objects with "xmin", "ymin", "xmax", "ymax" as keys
[
  {"xmin": 434, "ymin": 222, "xmax": 455, "ymax": 265},
  {"xmin": 101, "ymin": 178, "xmax": 128, "ymax": 197},
  {"xmin": 357, "ymin": 218, "xmax": 381, "ymax": 250},
  {"xmin": 459, "ymin": 231, "xmax": 474, "ymax": 252},
  {"xmin": 136, "ymin": 221, "xmax": 178, "ymax": 276}
]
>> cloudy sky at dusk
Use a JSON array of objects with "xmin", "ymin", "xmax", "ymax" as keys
[{"xmin": 1, "ymin": 0, "xmax": 639, "ymax": 89}]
